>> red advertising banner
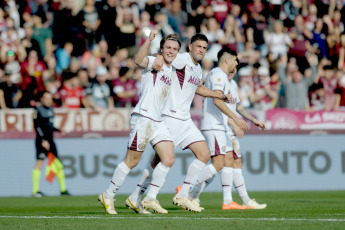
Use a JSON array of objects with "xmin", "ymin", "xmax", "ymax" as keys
[{"xmin": 266, "ymin": 109, "xmax": 345, "ymax": 130}]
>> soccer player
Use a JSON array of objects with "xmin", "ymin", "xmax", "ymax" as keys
[
  {"xmin": 126, "ymin": 34, "xmax": 247, "ymax": 213},
  {"xmin": 98, "ymin": 30, "xmax": 181, "ymax": 215},
  {"xmin": 188, "ymin": 47, "xmax": 266, "ymax": 210},
  {"xmin": 32, "ymin": 91, "xmax": 70, "ymax": 197}
]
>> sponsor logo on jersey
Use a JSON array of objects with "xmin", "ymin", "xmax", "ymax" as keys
[
  {"xmin": 160, "ymin": 75, "xmax": 171, "ymax": 85},
  {"xmin": 187, "ymin": 76, "xmax": 200, "ymax": 86}
]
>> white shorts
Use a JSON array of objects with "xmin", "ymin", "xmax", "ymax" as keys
[
  {"xmin": 229, "ymin": 135, "xmax": 241, "ymax": 159},
  {"xmin": 128, "ymin": 114, "xmax": 172, "ymax": 152},
  {"xmin": 202, "ymin": 130, "xmax": 233, "ymax": 157},
  {"xmin": 163, "ymin": 116, "xmax": 205, "ymax": 150}
]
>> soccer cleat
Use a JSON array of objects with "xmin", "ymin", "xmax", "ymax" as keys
[
  {"xmin": 222, "ymin": 201, "xmax": 249, "ymax": 210},
  {"xmin": 32, "ymin": 191, "xmax": 45, "ymax": 198},
  {"xmin": 125, "ymin": 197, "xmax": 151, "ymax": 214},
  {"xmin": 244, "ymin": 199, "xmax": 267, "ymax": 209},
  {"xmin": 192, "ymin": 198, "xmax": 205, "ymax": 211},
  {"xmin": 98, "ymin": 192, "xmax": 117, "ymax": 214},
  {"xmin": 61, "ymin": 190, "xmax": 71, "ymax": 196},
  {"xmin": 141, "ymin": 198, "xmax": 168, "ymax": 214},
  {"xmin": 173, "ymin": 195, "xmax": 201, "ymax": 212}
]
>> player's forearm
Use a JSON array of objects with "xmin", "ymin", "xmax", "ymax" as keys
[
  {"xmin": 228, "ymin": 117, "xmax": 237, "ymax": 127},
  {"xmin": 236, "ymin": 103, "xmax": 256, "ymax": 123},
  {"xmin": 196, "ymin": 85, "xmax": 222, "ymax": 99},
  {"xmin": 214, "ymin": 98, "xmax": 239, "ymax": 120},
  {"xmin": 134, "ymin": 39, "xmax": 151, "ymax": 68}
]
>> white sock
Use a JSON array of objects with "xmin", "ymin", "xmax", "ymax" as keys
[
  {"xmin": 189, "ymin": 164, "xmax": 217, "ymax": 199},
  {"xmin": 105, "ymin": 161, "xmax": 130, "ymax": 199},
  {"xmin": 233, "ymin": 168, "xmax": 250, "ymax": 205},
  {"xmin": 146, "ymin": 162, "xmax": 170, "ymax": 200},
  {"xmin": 129, "ymin": 164, "xmax": 154, "ymax": 203},
  {"xmin": 190, "ymin": 175, "xmax": 215, "ymax": 200},
  {"xmin": 176, "ymin": 159, "xmax": 206, "ymax": 198},
  {"xmin": 221, "ymin": 167, "xmax": 234, "ymax": 205}
]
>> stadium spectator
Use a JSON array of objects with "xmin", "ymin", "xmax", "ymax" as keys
[
  {"xmin": 0, "ymin": 70, "xmax": 21, "ymax": 109},
  {"xmin": 89, "ymin": 66, "xmax": 114, "ymax": 111},
  {"xmin": 21, "ymin": 22, "xmax": 42, "ymax": 60},
  {"xmin": 308, "ymin": 82, "xmax": 325, "ymax": 111},
  {"xmin": 60, "ymin": 73, "xmax": 88, "ymax": 110},
  {"xmin": 265, "ymin": 20, "xmax": 293, "ymax": 61},
  {"xmin": 55, "ymin": 42, "xmax": 73, "ymax": 74},
  {"xmin": 202, "ymin": 17, "xmax": 225, "ymax": 63},
  {"xmin": 135, "ymin": 10, "xmax": 156, "ymax": 47},
  {"xmin": 277, "ymin": 54, "xmax": 318, "ymax": 110},
  {"xmin": 337, "ymin": 33, "xmax": 345, "ymax": 70},
  {"xmin": 18, "ymin": 50, "xmax": 46, "ymax": 107},
  {"xmin": 319, "ymin": 65, "xmax": 339, "ymax": 111},
  {"xmin": 207, "ymin": 0, "xmax": 231, "ymax": 24},
  {"xmin": 81, "ymin": 0, "xmax": 101, "ymax": 49},
  {"xmin": 31, "ymin": 13, "xmax": 53, "ymax": 60},
  {"xmin": 113, "ymin": 66, "xmax": 138, "ymax": 108},
  {"xmin": 311, "ymin": 18, "xmax": 328, "ymax": 61},
  {"xmin": 115, "ymin": 0, "xmax": 139, "ymax": 57},
  {"xmin": 162, "ymin": 0, "xmax": 188, "ymax": 40},
  {"xmin": 288, "ymin": 14, "xmax": 314, "ymax": 73},
  {"xmin": 98, "ymin": 40, "xmax": 112, "ymax": 67},
  {"xmin": 335, "ymin": 73, "xmax": 345, "ymax": 110},
  {"xmin": 237, "ymin": 67, "xmax": 254, "ymax": 109},
  {"xmin": 222, "ymin": 14, "xmax": 243, "ymax": 52},
  {"xmin": 0, "ymin": 42, "xmax": 25, "ymax": 84},
  {"xmin": 251, "ymin": 66, "xmax": 278, "ymax": 109}
]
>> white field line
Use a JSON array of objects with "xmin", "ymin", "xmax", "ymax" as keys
[{"xmin": 0, "ymin": 216, "xmax": 345, "ymax": 222}]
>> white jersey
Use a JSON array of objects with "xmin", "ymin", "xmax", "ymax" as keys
[
  {"xmin": 162, "ymin": 52, "xmax": 203, "ymax": 120},
  {"xmin": 201, "ymin": 67, "xmax": 229, "ymax": 131},
  {"xmin": 225, "ymin": 79, "xmax": 241, "ymax": 135},
  {"xmin": 132, "ymin": 56, "xmax": 173, "ymax": 121}
]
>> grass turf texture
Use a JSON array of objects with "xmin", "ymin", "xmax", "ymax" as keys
[{"xmin": 0, "ymin": 191, "xmax": 344, "ymax": 230}]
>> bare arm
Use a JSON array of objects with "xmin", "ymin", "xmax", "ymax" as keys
[
  {"xmin": 0, "ymin": 89, "xmax": 7, "ymax": 110},
  {"xmin": 134, "ymin": 30, "xmax": 158, "ymax": 69},
  {"xmin": 213, "ymin": 92, "xmax": 248, "ymax": 131},
  {"xmin": 228, "ymin": 117, "xmax": 244, "ymax": 138},
  {"xmin": 236, "ymin": 103, "xmax": 265, "ymax": 130},
  {"xmin": 196, "ymin": 84, "xmax": 231, "ymax": 102}
]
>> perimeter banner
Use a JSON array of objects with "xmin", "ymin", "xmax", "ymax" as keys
[
  {"xmin": 0, "ymin": 135, "xmax": 344, "ymax": 197},
  {"xmin": 266, "ymin": 109, "xmax": 345, "ymax": 130}
]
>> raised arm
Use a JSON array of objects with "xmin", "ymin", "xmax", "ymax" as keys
[
  {"xmin": 134, "ymin": 30, "xmax": 158, "ymax": 69},
  {"xmin": 277, "ymin": 55, "xmax": 289, "ymax": 86},
  {"xmin": 305, "ymin": 53, "xmax": 318, "ymax": 86}
]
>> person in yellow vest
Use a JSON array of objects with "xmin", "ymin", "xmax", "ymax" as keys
[{"xmin": 32, "ymin": 91, "xmax": 70, "ymax": 197}]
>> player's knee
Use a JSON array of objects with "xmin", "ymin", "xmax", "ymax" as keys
[
  {"xmin": 160, "ymin": 155, "xmax": 175, "ymax": 168},
  {"xmin": 124, "ymin": 157, "xmax": 140, "ymax": 169},
  {"xmin": 212, "ymin": 157, "xmax": 224, "ymax": 172},
  {"xmin": 197, "ymin": 152, "xmax": 210, "ymax": 164}
]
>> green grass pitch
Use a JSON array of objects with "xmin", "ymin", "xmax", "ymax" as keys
[{"xmin": 1, "ymin": 191, "xmax": 344, "ymax": 230}]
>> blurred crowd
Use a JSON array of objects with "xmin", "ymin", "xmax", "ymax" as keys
[{"xmin": 0, "ymin": 0, "xmax": 345, "ymax": 112}]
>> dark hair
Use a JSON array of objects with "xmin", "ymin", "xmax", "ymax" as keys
[
  {"xmin": 217, "ymin": 47, "xmax": 238, "ymax": 62},
  {"xmin": 323, "ymin": 65, "xmax": 335, "ymax": 70},
  {"xmin": 160, "ymin": 34, "xmax": 182, "ymax": 50},
  {"xmin": 119, "ymin": 66, "xmax": 130, "ymax": 77},
  {"xmin": 190, "ymin": 33, "xmax": 208, "ymax": 44}
]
